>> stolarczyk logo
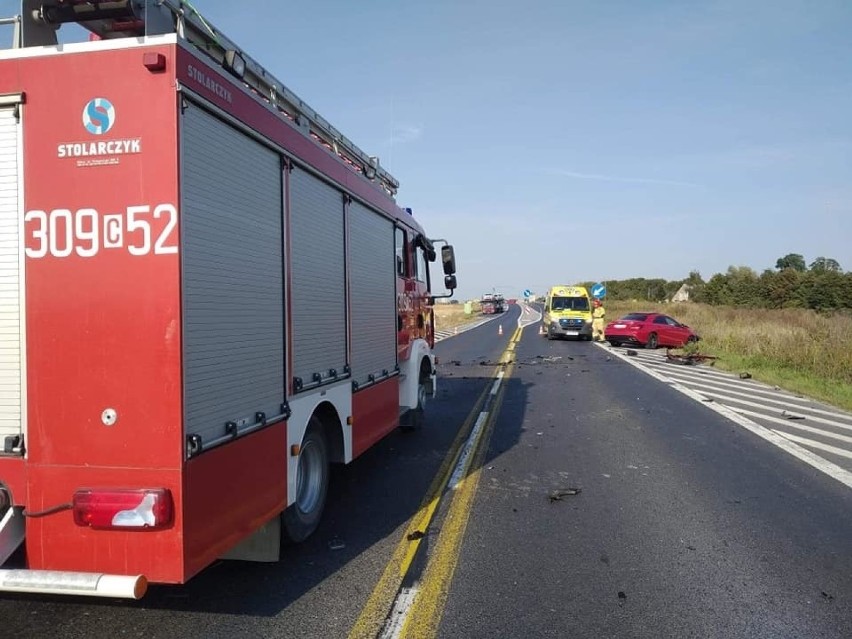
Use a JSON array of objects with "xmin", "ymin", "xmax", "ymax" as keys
[
  {"xmin": 82, "ymin": 97, "xmax": 115, "ymax": 135},
  {"xmin": 60, "ymin": 97, "xmax": 139, "ymax": 165}
]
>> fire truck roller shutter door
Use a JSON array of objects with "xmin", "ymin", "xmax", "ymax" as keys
[
  {"xmin": 0, "ymin": 106, "xmax": 24, "ymax": 446},
  {"xmin": 289, "ymin": 168, "xmax": 347, "ymax": 390},
  {"xmin": 180, "ymin": 102, "xmax": 285, "ymax": 448},
  {"xmin": 348, "ymin": 201, "xmax": 396, "ymax": 388}
]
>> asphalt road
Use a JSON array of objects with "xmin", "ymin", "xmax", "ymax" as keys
[
  {"xmin": 4, "ymin": 303, "xmax": 852, "ymax": 638},
  {"xmin": 439, "ymin": 317, "xmax": 852, "ymax": 638}
]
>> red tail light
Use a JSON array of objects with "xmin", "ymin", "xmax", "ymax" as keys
[{"xmin": 73, "ymin": 489, "xmax": 173, "ymax": 531}]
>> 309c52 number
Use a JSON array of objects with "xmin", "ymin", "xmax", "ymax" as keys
[{"xmin": 25, "ymin": 204, "xmax": 178, "ymax": 259}]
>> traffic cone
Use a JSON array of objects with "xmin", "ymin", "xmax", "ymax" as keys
[{"xmin": 499, "ymin": 324, "xmax": 503, "ymax": 336}]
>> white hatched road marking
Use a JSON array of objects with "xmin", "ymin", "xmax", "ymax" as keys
[
  {"xmin": 696, "ymin": 391, "xmax": 852, "ymax": 431},
  {"xmin": 640, "ymin": 358, "xmax": 849, "ymax": 410},
  {"xmin": 599, "ymin": 343, "xmax": 852, "ymax": 488},
  {"xmin": 775, "ymin": 432, "xmax": 852, "ymax": 461},
  {"xmin": 729, "ymin": 406, "xmax": 852, "ymax": 437},
  {"xmin": 645, "ymin": 364, "xmax": 820, "ymax": 398},
  {"xmin": 518, "ymin": 303, "xmax": 542, "ymax": 328},
  {"xmin": 757, "ymin": 416, "xmax": 852, "ymax": 445},
  {"xmin": 629, "ymin": 351, "xmax": 852, "ymax": 425},
  {"xmin": 646, "ymin": 368, "xmax": 852, "ymax": 421}
]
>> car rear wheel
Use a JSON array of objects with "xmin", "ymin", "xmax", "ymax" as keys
[
  {"xmin": 646, "ymin": 333, "xmax": 658, "ymax": 349},
  {"xmin": 686, "ymin": 335, "xmax": 698, "ymax": 344}
]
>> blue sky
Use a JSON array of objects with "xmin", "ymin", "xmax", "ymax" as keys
[{"xmin": 3, "ymin": 0, "xmax": 851, "ymax": 300}]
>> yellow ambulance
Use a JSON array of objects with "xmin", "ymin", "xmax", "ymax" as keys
[{"xmin": 542, "ymin": 285, "xmax": 593, "ymax": 340}]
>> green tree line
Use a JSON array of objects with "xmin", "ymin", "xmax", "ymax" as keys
[{"xmin": 584, "ymin": 254, "xmax": 852, "ymax": 311}]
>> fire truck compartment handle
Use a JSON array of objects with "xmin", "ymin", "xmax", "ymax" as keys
[{"xmin": 186, "ymin": 408, "xmax": 290, "ymax": 458}]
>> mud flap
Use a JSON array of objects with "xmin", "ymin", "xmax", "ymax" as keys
[{"xmin": 220, "ymin": 516, "xmax": 281, "ymax": 562}]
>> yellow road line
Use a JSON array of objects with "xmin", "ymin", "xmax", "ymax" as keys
[
  {"xmin": 349, "ymin": 328, "xmax": 524, "ymax": 639},
  {"xmin": 348, "ymin": 357, "xmax": 507, "ymax": 638},
  {"xmin": 400, "ymin": 346, "xmax": 516, "ymax": 638}
]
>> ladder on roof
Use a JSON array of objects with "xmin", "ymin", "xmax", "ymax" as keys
[{"xmin": 10, "ymin": 0, "xmax": 399, "ymax": 197}]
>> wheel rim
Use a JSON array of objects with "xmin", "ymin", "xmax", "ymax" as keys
[
  {"xmin": 418, "ymin": 381, "xmax": 427, "ymax": 411},
  {"xmin": 296, "ymin": 439, "xmax": 323, "ymax": 515},
  {"xmin": 649, "ymin": 334, "xmax": 657, "ymax": 347}
]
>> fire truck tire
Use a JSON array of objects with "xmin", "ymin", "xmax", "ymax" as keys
[{"xmin": 282, "ymin": 419, "xmax": 329, "ymax": 543}]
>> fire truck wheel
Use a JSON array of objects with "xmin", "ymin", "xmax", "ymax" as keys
[{"xmin": 282, "ymin": 419, "xmax": 329, "ymax": 543}]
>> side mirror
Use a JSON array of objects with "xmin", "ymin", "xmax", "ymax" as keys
[
  {"xmin": 441, "ymin": 245, "xmax": 456, "ymax": 275},
  {"xmin": 444, "ymin": 275, "xmax": 457, "ymax": 290}
]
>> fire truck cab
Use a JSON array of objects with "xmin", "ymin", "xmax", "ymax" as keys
[{"xmin": 0, "ymin": 0, "xmax": 456, "ymax": 598}]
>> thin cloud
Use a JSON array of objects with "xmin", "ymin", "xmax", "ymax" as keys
[
  {"xmin": 552, "ymin": 169, "xmax": 703, "ymax": 188},
  {"xmin": 388, "ymin": 124, "xmax": 423, "ymax": 145}
]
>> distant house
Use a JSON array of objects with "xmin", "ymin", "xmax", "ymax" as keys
[{"xmin": 672, "ymin": 284, "xmax": 691, "ymax": 302}]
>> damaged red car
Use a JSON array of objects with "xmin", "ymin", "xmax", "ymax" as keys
[{"xmin": 605, "ymin": 312, "xmax": 700, "ymax": 349}]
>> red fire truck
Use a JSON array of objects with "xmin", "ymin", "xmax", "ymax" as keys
[
  {"xmin": 480, "ymin": 294, "xmax": 505, "ymax": 315},
  {"xmin": 0, "ymin": 0, "xmax": 456, "ymax": 599}
]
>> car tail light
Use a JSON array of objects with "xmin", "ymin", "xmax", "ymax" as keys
[{"xmin": 73, "ymin": 489, "xmax": 173, "ymax": 530}]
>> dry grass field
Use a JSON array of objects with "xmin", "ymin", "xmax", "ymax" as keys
[
  {"xmin": 432, "ymin": 301, "xmax": 483, "ymax": 333},
  {"xmin": 606, "ymin": 301, "xmax": 852, "ymax": 412}
]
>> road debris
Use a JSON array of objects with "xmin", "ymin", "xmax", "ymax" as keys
[
  {"xmin": 626, "ymin": 349, "xmax": 638, "ymax": 357},
  {"xmin": 782, "ymin": 411, "xmax": 805, "ymax": 420},
  {"xmin": 739, "ymin": 372, "xmax": 752, "ymax": 379},
  {"xmin": 822, "ymin": 591, "xmax": 834, "ymax": 601},
  {"xmin": 406, "ymin": 530, "xmax": 425, "ymax": 541},
  {"xmin": 328, "ymin": 538, "xmax": 346, "ymax": 551},
  {"xmin": 618, "ymin": 591, "xmax": 627, "ymax": 600},
  {"xmin": 665, "ymin": 349, "xmax": 719, "ymax": 366},
  {"xmin": 525, "ymin": 355, "xmax": 568, "ymax": 365},
  {"xmin": 548, "ymin": 488, "xmax": 581, "ymax": 502}
]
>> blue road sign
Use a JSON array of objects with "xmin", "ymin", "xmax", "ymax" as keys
[
  {"xmin": 523, "ymin": 289, "xmax": 532, "ymax": 297},
  {"xmin": 591, "ymin": 283, "xmax": 606, "ymax": 298}
]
